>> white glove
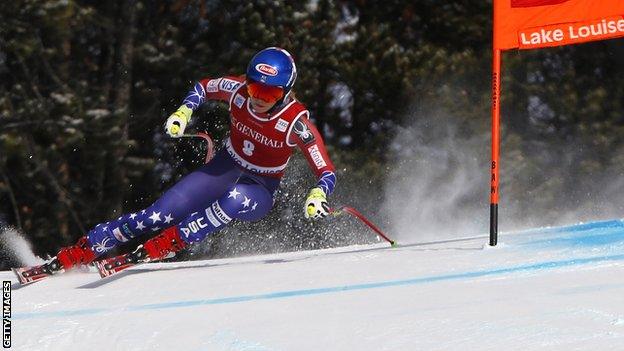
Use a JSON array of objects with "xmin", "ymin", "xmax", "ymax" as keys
[
  {"xmin": 304, "ymin": 187, "xmax": 330, "ymax": 219},
  {"xmin": 165, "ymin": 105, "xmax": 192, "ymax": 137}
]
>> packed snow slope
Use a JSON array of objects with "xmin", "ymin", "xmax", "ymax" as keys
[{"xmin": 5, "ymin": 220, "xmax": 624, "ymax": 351}]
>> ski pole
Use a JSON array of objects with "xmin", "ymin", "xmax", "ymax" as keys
[
  {"xmin": 177, "ymin": 132, "xmax": 215, "ymax": 164},
  {"xmin": 331, "ymin": 206, "xmax": 396, "ymax": 246}
]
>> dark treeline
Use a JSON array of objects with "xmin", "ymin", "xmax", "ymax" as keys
[{"xmin": 1, "ymin": 0, "xmax": 623, "ymax": 267}]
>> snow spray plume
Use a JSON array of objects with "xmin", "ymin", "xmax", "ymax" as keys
[
  {"xmin": 382, "ymin": 111, "xmax": 489, "ymax": 243},
  {"xmin": 0, "ymin": 225, "xmax": 45, "ymax": 267},
  {"xmin": 383, "ymin": 107, "xmax": 624, "ymax": 243}
]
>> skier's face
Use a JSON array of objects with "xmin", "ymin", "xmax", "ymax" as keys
[
  {"xmin": 247, "ymin": 81, "xmax": 284, "ymax": 113},
  {"xmin": 249, "ymin": 97, "xmax": 275, "ymax": 113}
]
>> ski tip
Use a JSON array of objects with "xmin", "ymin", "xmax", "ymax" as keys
[
  {"xmin": 11, "ymin": 267, "xmax": 40, "ymax": 286},
  {"xmin": 10, "ymin": 268, "xmax": 24, "ymax": 285}
]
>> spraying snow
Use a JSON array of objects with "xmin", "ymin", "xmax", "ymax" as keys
[
  {"xmin": 0, "ymin": 226, "xmax": 45, "ymax": 266},
  {"xmin": 383, "ymin": 112, "xmax": 489, "ymax": 242},
  {"xmin": 382, "ymin": 107, "xmax": 624, "ymax": 243}
]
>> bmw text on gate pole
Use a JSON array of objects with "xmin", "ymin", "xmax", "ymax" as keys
[{"xmin": 2, "ymin": 281, "xmax": 10, "ymax": 349}]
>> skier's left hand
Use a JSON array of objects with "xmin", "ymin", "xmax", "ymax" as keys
[{"xmin": 304, "ymin": 187, "xmax": 330, "ymax": 220}]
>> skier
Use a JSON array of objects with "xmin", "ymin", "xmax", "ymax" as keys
[{"xmin": 38, "ymin": 47, "xmax": 337, "ymax": 274}]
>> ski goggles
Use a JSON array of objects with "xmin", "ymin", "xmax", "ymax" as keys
[{"xmin": 246, "ymin": 81, "xmax": 284, "ymax": 104}]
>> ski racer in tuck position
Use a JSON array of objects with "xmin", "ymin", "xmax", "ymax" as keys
[{"xmin": 36, "ymin": 47, "xmax": 337, "ymax": 274}]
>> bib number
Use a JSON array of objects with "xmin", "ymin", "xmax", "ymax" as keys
[{"xmin": 243, "ymin": 140, "xmax": 255, "ymax": 156}]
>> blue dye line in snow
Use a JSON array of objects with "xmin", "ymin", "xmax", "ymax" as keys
[
  {"xmin": 13, "ymin": 252, "xmax": 624, "ymax": 320},
  {"xmin": 513, "ymin": 219, "xmax": 624, "ymax": 248},
  {"xmin": 517, "ymin": 219, "xmax": 624, "ymax": 235}
]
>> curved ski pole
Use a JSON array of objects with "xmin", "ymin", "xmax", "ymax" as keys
[
  {"xmin": 331, "ymin": 206, "xmax": 396, "ymax": 246},
  {"xmin": 177, "ymin": 132, "xmax": 215, "ymax": 164}
]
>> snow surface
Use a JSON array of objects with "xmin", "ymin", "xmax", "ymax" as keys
[{"xmin": 5, "ymin": 220, "xmax": 624, "ymax": 350}]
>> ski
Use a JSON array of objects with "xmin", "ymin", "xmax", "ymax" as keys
[
  {"xmin": 95, "ymin": 246, "xmax": 176, "ymax": 279},
  {"xmin": 12, "ymin": 259, "xmax": 63, "ymax": 286},
  {"xmin": 95, "ymin": 253, "xmax": 143, "ymax": 278}
]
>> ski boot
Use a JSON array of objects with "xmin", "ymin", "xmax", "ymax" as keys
[
  {"xmin": 13, "ymin": 236, "xmax": 96, "ymax": 284},
  {"xmin": 96, "ymin": 227, "xmax": 187, "ymax": 277}
]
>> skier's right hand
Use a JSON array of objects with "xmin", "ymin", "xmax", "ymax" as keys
[{"xmin": 165, "ymin": 105, "xmax": 193, "ymax": 137}]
